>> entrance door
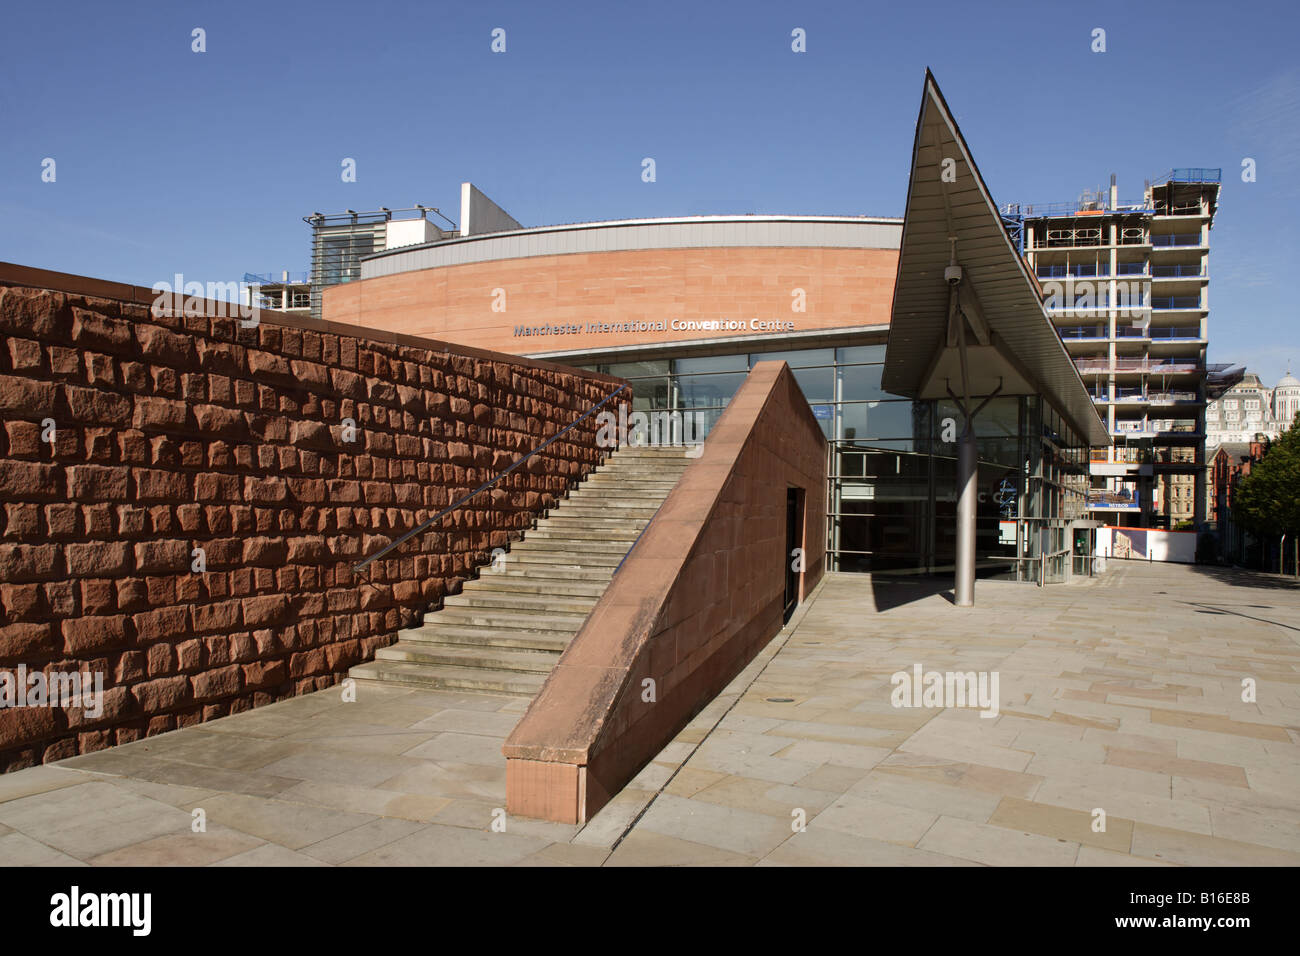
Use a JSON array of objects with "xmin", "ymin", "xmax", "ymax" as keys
[
  {"xmin": 1073, "ymin": 528, "xmax": 1094, "ymax": 578},
  {"xmin": 784, "ymin": 488, "xmax": 804, "ymax": 623}
]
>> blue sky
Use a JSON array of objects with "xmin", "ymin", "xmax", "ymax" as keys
[{"xmin": 2, "ymin": 0, "xmax": 1297, "ymax": 382}]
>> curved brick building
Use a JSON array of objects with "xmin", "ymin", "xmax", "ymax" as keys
[
  {"xmin": 323, "ymin": 214, "xmax": 902, "ymax": 354},
  {"xmin": 320, "ymin": 213, "xmax": 916, "ymax": 572}
]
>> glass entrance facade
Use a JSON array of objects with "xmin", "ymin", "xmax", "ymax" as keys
[{"xmin": 581, "ymin": 343, "xmax": 1090, "ymax": 582}]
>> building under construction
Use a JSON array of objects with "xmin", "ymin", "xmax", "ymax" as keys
[{"xmin": 1004, "ymin": 170, "xmax": 1237, "ymax": 529}]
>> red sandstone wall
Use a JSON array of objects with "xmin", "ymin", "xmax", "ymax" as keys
[
  {"xmin": 504, "ymin": 361, "xmax": 827, "ymax": 822},
  {"xmin": 0, "ymin": 281, "xmax": 624, "ymax": 771},
  {"xmin": 323, "ymin": 246, "xmax": 899, "ymax": 354}
]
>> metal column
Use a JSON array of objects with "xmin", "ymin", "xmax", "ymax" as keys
[{"xmin": 955, "ymin": 427, "xmax": 977, "ymax": 606}]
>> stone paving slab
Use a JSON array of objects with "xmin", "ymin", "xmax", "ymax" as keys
[{"xmin": 0, "ymin": 562, "xmax": 1298, "ymax": 865}]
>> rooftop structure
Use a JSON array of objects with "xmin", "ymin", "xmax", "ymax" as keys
[
  {"xmin": 303, "ymin": 206, "xmax": 454, "ymax": 319},
  {"xmin": 241, "ymin": 270, "xmax": 311, "ymax": 314}
]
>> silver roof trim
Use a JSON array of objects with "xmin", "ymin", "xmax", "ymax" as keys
[
  {"xmin": 523, "ymin": 324, "xmax": 890, "ymax": 363},
  {"xmin": 359, "ymin": 215, "xmax": 903, "ymax": 279}
]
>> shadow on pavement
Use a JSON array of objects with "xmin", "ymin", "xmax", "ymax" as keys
[{"xmin": 867, "ymin": 574, "xmax": 956, "ymax": 612}]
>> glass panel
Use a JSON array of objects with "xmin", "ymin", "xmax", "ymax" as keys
[
  {"xmin": 838, "ymin": 363, "xmax": 886, "ymax": 401},
  {"xmin": 750, "ymin": 348, "xmax": 835, "ymax": 369},
  {"xmin": 600, "ymin": 360, "xmax": 670, "ymax": 379},
  {"xmin": 674, "ymin": 354, "xmax": 747, "ymax": 374},
  {"xmin": 840, "ymin": 400, "xmax": 921, "ymax": 440},
  {"xmin": 677, "ymin": 372, "xmax": 746, "ymax": 407},
  {"xmin": 840, "ymin": 403, "xmax": 868, "ymax": 441},
  {"xmin": 790, "ymin": 366, "xmax": 835, "ymax": 403},
  {"xmin": 837, "ymin": 345, "xmax": 886, "ymax": 364},
  {"xmin": 630, "ymin": 378, "xmax": 672, "ymax": 411}
]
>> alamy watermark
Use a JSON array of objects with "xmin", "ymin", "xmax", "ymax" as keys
[
  {"xmin": 890, "ymin": 663, "xmax": 1000, "ymax": 718},
  {"xmin": 1041, "ymin": 277, "xmax": 1148, "ymax": 318},
  {"xmin": 50, "ymin": 886, "xmax": 150, "ymax": 936},
  {"xmin": 595, "ymin": 403, "xmax": 706, "ymax": 454},
  {"xmin": 1, "ymin": 665, "xmax": 104, "ymax": 718},
  {"xmin": 150, "ymin": 273, "xmax": 260, "ymax": 327}
]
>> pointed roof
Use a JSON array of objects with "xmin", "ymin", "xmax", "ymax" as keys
[{"xmin": 881, "ymin": 70, "xmax": 1109, "ymax": 446}]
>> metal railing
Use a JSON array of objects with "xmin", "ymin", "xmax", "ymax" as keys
[
  {"xmin": 1017, "ymin": 200, "xmax": 1154, "ymax": 218},
  {"xmin": 1094, "ymin": 447, "xmax": 1145, "ymax": 464},
  {"xmin": 1088, "ymin": 490, "xmax": 1140, "ymax": 507},
  {"xmin": 1152, "ymin": 295, "xmax": 1201, "ymax": 309},
  {"xmin": 1059, "ymin": 326, "xmax": 1108, "ymax": 339},
  {"xmin": 243, "ymin": 271, "xmax": 311, "ymax": 285},
  {"xmin": 1151, "ymin": 264, "xmax": 1204, "ymax": 278},
  {"xmin": 351, "ymin": 383, "xmax": 629, "ymax": 574},
  {"xmin": 1157, "ymin": 168, "xmax": 1222, "ymax": 183},
  {"xmin": 1076, "ymin": 358, "xmax": 1202, "ymax": 374},
  {"xmin": 1149, "ymin": 327, "xmax": 1202, "ymax": 339},
  {"xmin": 1037, "ymin": 264, "xmax": 1110, "ymax": 278},
  {"xmin": 1151, "ymin": 233, "xmax": 1202, "ymax": 247},
  {"xmin": 1154, "ymin": 201, "xmax": 1207, "ymax": 216}
]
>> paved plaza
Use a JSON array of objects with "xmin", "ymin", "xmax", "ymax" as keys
[{"xmin": 2, "ymin": 562, "xmax": 1298, "ymax": 866}]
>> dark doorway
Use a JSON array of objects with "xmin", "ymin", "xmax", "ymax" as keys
[{"xmin": 784, "ymin": 488, "xmax": 804, "ymax": 623}]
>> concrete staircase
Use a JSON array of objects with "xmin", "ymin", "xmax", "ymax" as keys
[{"xmin": 348, "ymin": 445, "xmax": 694, "ymax": 696}]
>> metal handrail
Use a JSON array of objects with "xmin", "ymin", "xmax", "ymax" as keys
[{"xmin": 351, "ymin": 383, "xmax": 629, "ymax": 574}]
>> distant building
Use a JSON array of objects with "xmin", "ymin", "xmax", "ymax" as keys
[
  {"xmin": 1273, "ymin": 370, "xmax": 1300, "ymax": 426},
  {"xmin": 1008, "ymin": 169, "xmax": 1222, "ymax": 531},
  {"xmin": 241, "ymin": 270, "xmax": 311, "ymax": 314},
  {"xmin": 1206, "ymin": 370, "xmax": 1298, "ymax": 445},
  {"xmin": 1209, "ymin": 438, "xmax": 1269, "ymax": 563}
]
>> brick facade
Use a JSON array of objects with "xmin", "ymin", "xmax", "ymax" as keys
[
  {"xmin": 0, "ymin": 280, "xmax": 624, "ymax": 771},
  {"xmin": 323, "ymin": 246, "xmax": 899, "ymax": 354}
]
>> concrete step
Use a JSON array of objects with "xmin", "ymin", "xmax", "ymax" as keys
[
  {"xmin": 562, "ymin": 493, "xmax": 668, "ymax": 507},
  {"xmin": 596, "ymin": 458, "xmax": 688, "ymax": 467},
  {"xmin": 533, "ymin": 517, "xmax": 648, "ymax": 532},
  {"xmin": 587, "ymin": 464, "xmax": 689, "ymax": 475},
  {"xmin": 524, "ymin": 528, "xmax": 642, "ymax": 543},
  {"xmin": 587, "ymin": 473, "xmax": 686, "ymax": 484},
  {"xmin": 430, "ymin": 605, "xmax": 590, "ymax": 631},
  {"xmin": 542, "ymin": 510, "xmax": 651, "ymax": 522},
  {"xmin": 462, "ymin": 575, "xmax": 609, "ymax": 598},
  {"xmin": 443, "ymin": 591, "xmax": 599, "ymax": 614},
  {"xmin": 512, "ymin": 538, "xmax": 632, "ymax": 555},
  {"xmin": 579, "ymin": 474, "xmax": 683, "ymax": 485},
  {"xmin": 608, "ymin": 446, "xmax": 696, "ymax": 457},
  {"xmin": 546, "ymin": 505, "xmax": 661, "ymax": 520},
  {"xmin": 349, "ymin": 660, "xmax": 547, "ymax": 697},
  {"xmin": 375, "ymin": 642, "xmax": 559, "ymax": 674},
  {"xmin": 505, "ymin": 554, "xmax": 626, "ymax": 572},
  {"xmin": 492, "ymin": 565, "xmax": 613, "ymax": 583},
  {"xmin": 403, "ymin": 623, "xmax": 571, "ymax": 653},
  {"xmin": 505, "ymin": 555, "xmax": 625, "ymax": 571}
]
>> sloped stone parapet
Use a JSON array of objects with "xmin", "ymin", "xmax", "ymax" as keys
[{"xmin": 504, "ymin": 361, "xmax": 827, "ymax": 823}]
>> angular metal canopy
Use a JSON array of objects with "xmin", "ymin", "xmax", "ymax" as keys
[{"xmin": 882, "ymin": 70, "xmax": 1110, "ymax": 448}]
